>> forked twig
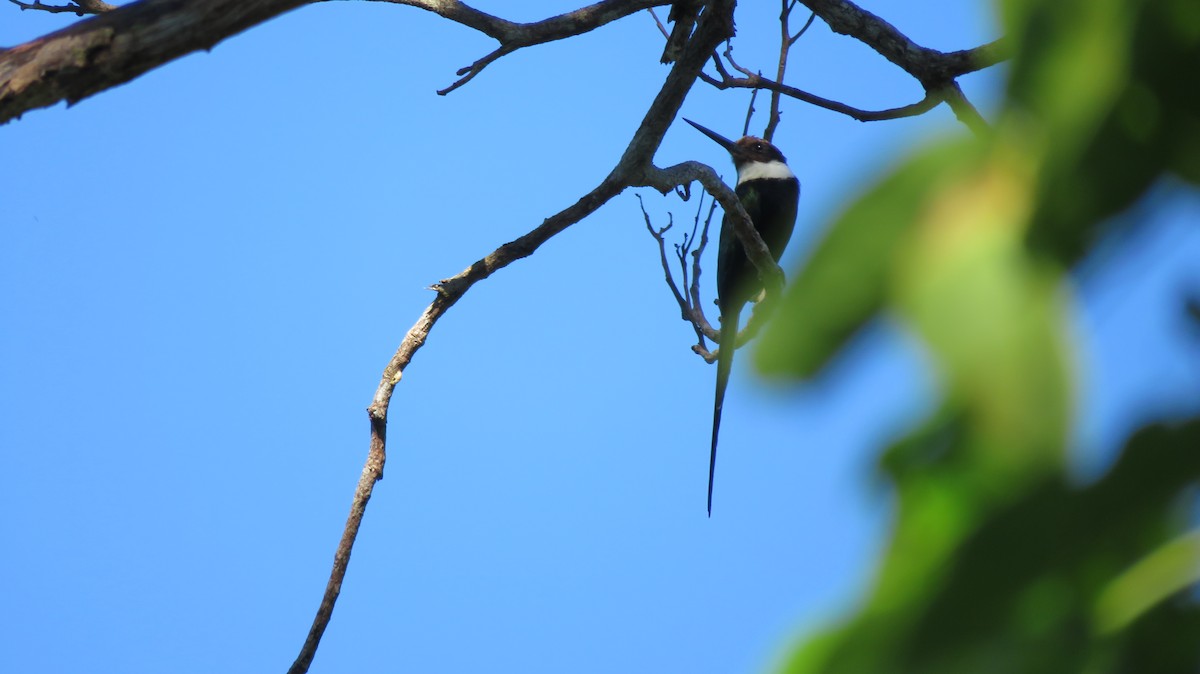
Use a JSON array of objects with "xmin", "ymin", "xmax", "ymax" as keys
[
  {"xmin": 639, "ymin": 193, "xmax": 719, "ymax": 347},
  {"xmin": 641, "ymin": 180, "xmax": 789, "ymax": 365}
]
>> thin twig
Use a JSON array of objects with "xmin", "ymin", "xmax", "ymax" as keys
[
  {"xmin": 674, "ymin": 231, "xmax": 691, "ymax": 307},
  {"xmin": 690, "ymin": 199, "xmax": 716, "ymax": 314},
  {"xmin": 438, "ymin": 45, "xmax": 513, "ymax": 95},
  {"xmin": 641, "ymin": 196, "xmax": 693, "ymax": 324},
  {"xmin": 695, "ymin": 0, "xmax": 1006, "ymax": 131},
  {"xmin": 7, "ymin": 0, "xmax": 114, "ymax": 14},
  {"xmin": 723, "ymin": 43, "xmax": 755, "ymax": 78},
  {"xmin": 798, "ymin": 0, "xmax": 1005, "ymax": 87},
  {"xmin": 678, "ymin": 190, "xmax": 720, "ymax": 345},
  {"xmin": 940, "ymin": 81, "xmax": 989, "ymax": 135},
  {"xmin": 789, "ymin": 10, "xmax": 816, "ymax": 45},
  {"xmin": 741, "ymin": 84, "xmax": 759, "ymax": 138},
  {"xmin": 708, "ymin": 50, "xmax": 733, "ymax": 81},
  {"xmin": 764, "ymin": 0, "xmax": 792, "ymax": 141},
  {"xmin": 640, "ymin": 158, "xmax": 796, "ymax": 361},
  {"xmin": 288, "ymin": 2, "xmax": 740, "ymax": 670},
  {"xmin": 639, "ymin": 193, "xmax": 719, "ymax": 346},
  {"xmin": 689, "ymin": 197, "xmax": 719, "ymax": 350},
  {"xmin": 646, "ymin": 6, "xmax": 670, "ymax": 39},
  {"xmin": 396, "ymin": 0, "xmax": 665, "ymax": 94},
  {"xmin": 672, "ymin": 193, "xmax": 700, "ymax": 285},
  {"xmin": 710, "ymin": 69, "xmax": 945, "ymax": 122}
]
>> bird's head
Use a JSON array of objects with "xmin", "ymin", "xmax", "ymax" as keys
[{"xmin": 684, "ymin": 118, "xmax": 792, "ymax": 184}]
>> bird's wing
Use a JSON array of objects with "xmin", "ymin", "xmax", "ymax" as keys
[{"xmin": 717, "ymin": 183, "xmax": 766, "ymax": 310}]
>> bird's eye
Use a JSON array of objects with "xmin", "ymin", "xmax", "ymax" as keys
[{"xmin": 754, "ymin": 142, "xmax": 764, "ymax": 152}]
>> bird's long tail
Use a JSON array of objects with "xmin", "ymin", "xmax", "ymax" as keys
[{"xmin": 709, "ymin": 305, "xmax": 741, "ymax": 517}]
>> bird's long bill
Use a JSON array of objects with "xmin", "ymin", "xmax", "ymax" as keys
[{"xmin": 683, "ymin": 118, "xmax": 739, "ymax": 155}]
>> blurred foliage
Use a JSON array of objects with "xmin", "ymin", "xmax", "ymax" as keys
[{"xmin": 757, "ymin": 0, "xmax": 1200, "ymax": 671}]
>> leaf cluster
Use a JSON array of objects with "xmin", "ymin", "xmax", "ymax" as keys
[{"xmin": 759, "ymin": 0, "xmax": 1200, "ymax": 671}]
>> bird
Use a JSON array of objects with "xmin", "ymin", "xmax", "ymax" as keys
[{"xmin": 684, "ymin": 118, "xmax": 800, "ymax": 516}]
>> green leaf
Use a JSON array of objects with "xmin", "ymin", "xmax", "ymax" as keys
[
  {"xmin": 890, "ymin": 140, "xmax": 1071, "ymax": 475},
  {"xmin": 755, "ymin": 139, "xmax": 983, "ymax": 379},
  {"xmin": 1005, "ymin": 0, "xmax": 1200, "ymax": 261},
  {"xmin": 767, "ymin": 1, "xmax": 1200, "ymax": 671}
]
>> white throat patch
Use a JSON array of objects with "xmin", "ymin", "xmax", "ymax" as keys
[{"xmin": 736, "ymin": 160, "xmax": 794, "ymax": 184}]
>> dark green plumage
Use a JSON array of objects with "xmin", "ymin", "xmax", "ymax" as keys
[{"xmin": 686, "ymin": 119, "xmax": 800, "ymax": 515}]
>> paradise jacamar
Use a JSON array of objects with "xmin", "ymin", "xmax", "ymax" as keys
[{"xmin": 685, "ymin": 118, "xmax": 800, "ymax": 516}]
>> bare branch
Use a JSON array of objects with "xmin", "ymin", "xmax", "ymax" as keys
[
  {"xmin": 941, "ymin": 38, "xmax": 1008, "ymax": 77},
  {"xmin": 689, "ymin": 199, "xmax": 718, "ymax": 331},
  {"xmin": 708, "ymin": 50, "xmax": 732, "ymax": 81},
  {"xmin": 640, "ymin": 197, "xmax": 691, "ymax": 319},
  {"xmin": 763, "ymin": 0, "xmax": 792, "ymax": 141},
  {"xmin": 798, "ymin": 0, "xmax": 1006, "ymax": 87},
  {"xmin": 644, "ymin": 185, "xmax": 787, "ymax": 364},
  {"xmin": 679, "ymin": 195, "xmax": 703, "ymax": 301},
  {"xmin": 708, "ymin": 68, "xmax": 944, "ymax": 123},
  {"xmin": 722, "ymin": 42, "xmax": 755, "ymax": 78},
  {"xmin": 437, "ymin": 44, "xmax": 513, "ymax": 95},
  {"xmin": 741, "ymin": 84, "xmax": 759, "ymax": 137},
  {"xmin": 288, "ymin": 3, "xmax": 738, "ymax": 671},
  {"xmin": 0, "ymin": 0, "xmax": 314, "ymax": 125},
  {"xmin": 370, "ymin": 0, "xmax": 670, "ymax": 93},
  {"xmin": 642, "ymin": 197, "xmax": 716, "ymax": 345},
  {"xmin": 639, "ymin": 189, "xmax": 722, "ymax": 347},
  {"xmin": 673, "ymin": 222, "xmax": 692, "ymax": 309},
  {"xmin": 292, "ymin": 172, "xmax": 624, "ymax": 674},
  {"xmin": 648, "ymin": 174, "xmax": 801, "ymax": 367},
  {"xmin": 940, "ymin": 81, "xmax": 989, "ymax": 135},
  {"xmin": 646, "ymin": 6, "xmax": 670, "ymax": 40},
  {"xmin": 698, "ymin": 0, "xmax": 1006, "ymax": 130},
  {"xmin": 789, "ymin": 10, "xmax": 816, "ymax": 45},
  {"xmin": 8, "ymin": 0, "xmax": 115, "ymax": 14},
  {"xmin": 0, "ymin": 0, "xmax": 670, "ymax": 124},
  {"xmin": 351, "ymin": 0, "xmax": 517, "ymax": 39},
  {"xmin": 638, "ymin": 160, "xmax": 786, "ymax": 317}
]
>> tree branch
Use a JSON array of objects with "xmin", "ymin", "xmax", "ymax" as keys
[
  {"xmin": 697, "ymin": 0, "xmax": 1006, "ymax": 130},
  {"xmin": 798, "ymin": 0, "xmax": 1002, "ymax": 132},
  {"xmin": 641, "ymin": 188, "xmax": 789, "ymax": 365},
  {"xmin": 940, "ymin": 38, "xmax": 1008, "ymax": 77},
  {"xmin": 2, "ymin": 1, "xmax": 1009, "ymax": 670},
  {"xmin": 286, "ymin": 3, "xmax": 737, "ymax": 671},
  {"xmin": 0, "ymin": 0, "xmax": 670, "ymax": 124},
  {"xmin": 638, "ymin": 159, "xmax": 786, "ymax": 309},
  {"xmin": 799, "ymin": 0, "xmax": 956, "ymax": 86},
  {"xmin": 686, "ymin": 199, "xmax": 717, "ymax": 332},
  {"xmin": 706, "ymin": 67, "xmax": 944, "ymax": 123},
  {"xmin": 940, "ymin": 81, "xmax": 988, "ymax": 134},
  {"xmin": 371, "ymin": 0, "xmax": 667, "ymax": 44},
  {"xmin": 365, "ymin": 0, "xmax": 670, "ymax": 94},
  {"xmin": 639, "ymin": 193, "xmax": 720, "ymax": 347},
  {"xmin": 762, "ymin": 0, "xmax": 795, "ymax": 141},
  {"xmin": 0, "ymin": 0, "xmax": 314, "ymax": 124}
]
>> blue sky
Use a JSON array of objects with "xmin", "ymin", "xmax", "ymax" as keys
[{"xmin": 2, "ymin": 2, "xmax": 1198, "ymax": 673}]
